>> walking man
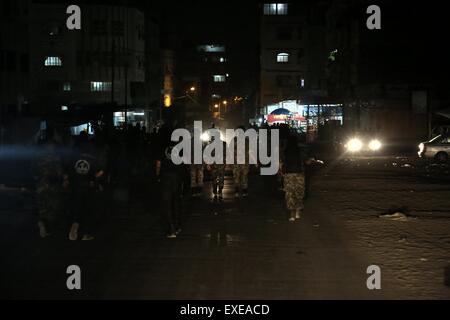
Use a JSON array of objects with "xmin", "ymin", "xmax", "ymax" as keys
[
  {"xmin": 156, "ymin": 137, "xmax": 184, "ymax": 238},
  {"xmin": 283, "ymin": 133, "xmax": 306, "ymax": 222}
]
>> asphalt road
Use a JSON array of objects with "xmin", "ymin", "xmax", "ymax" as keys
[{"xmin": 1, "ymin": 155, "xmax": 449, "ymax": 299}]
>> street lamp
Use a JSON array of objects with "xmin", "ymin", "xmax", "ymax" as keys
[{"xmin": 189, "ymin": 86, "xmax": 196, "ymax": 92}]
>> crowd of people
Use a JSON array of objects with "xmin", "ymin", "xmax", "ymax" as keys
[{"xmin": 35, "ymin": 122, "xmax": 311, "ymax": 240}]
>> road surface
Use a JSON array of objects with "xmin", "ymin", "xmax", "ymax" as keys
[{"xmin": 1, "ymin": 156, "xmax": 449, "ymax": 299}]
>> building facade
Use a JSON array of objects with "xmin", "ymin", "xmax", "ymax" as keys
[{"xmin": 29, "ymin": 3, "xmax": 149, "ymax": 125}]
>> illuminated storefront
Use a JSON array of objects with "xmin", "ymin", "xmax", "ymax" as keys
[{"xmin": 261, "ymin": 100, "xmax": 344, "ymax": 141}]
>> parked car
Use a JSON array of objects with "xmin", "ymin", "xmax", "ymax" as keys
[{"xmin": 418, "ymin": 135, "xmax": 450, "ymax": 162}]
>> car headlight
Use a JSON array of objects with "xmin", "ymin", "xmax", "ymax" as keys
[
  {"xmin": 346, "ymin": 138, "xmax": 363, "ymax": 152},
  {"xmin": 419, "ymin": 143, "xmax": 425, "ymax": 153},
  {"xmin": 369, "ymin": 139, "xmax": 382, "ymax": 151}
]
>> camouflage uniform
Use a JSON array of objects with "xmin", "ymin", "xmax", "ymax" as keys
[
  {"xmin": 190, "ymin": 164, "xmax": 204, "ymax": 188},
  {"xmin": 36, "ymin": 142, "xmax": 62, "ymax": 228},
  {"xmin": 210, "ymin": 164, "xmax": 225, "ymax": 195},
  {"xmin": 283, "ymin": 173, "xmax": 305, "ymax": 212},
  {"xmin": 232, "ymin": 164, "xmax": 249, "ymax": 190}
]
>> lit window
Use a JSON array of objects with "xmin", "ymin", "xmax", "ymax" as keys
[
  {"xmin": 212, "ymin": 94, "xmax": 222, "ymax": 99},
  {"xmin": 197, "ymin": 45, "xmax": 226, "ymax": 53},
  {"xmin": 263, "ymin": 3, "xmax": 288, "ymax": 15},
  {"xmin": 277, "ymin": 53, "xmax": 290, "ymax": 63},
  {"xmin": 63, "ymin": 82, "xmax": 71, "ymax": 91},
  {"xmin": 301, "ymin": 79, "xmax": 305, "ymax": 88},
  {"xmin": 44, "ymin": 56, "xmax": 62, "ymax": 66},
  {"xmin": 90, "ymin": 82, "xmax": 112, "ymax": 92},
  {"xmin": 213, "ymin": 75, "xmax": 226, "ymax": 83}
]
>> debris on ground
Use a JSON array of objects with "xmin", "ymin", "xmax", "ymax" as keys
[{"xmin": 380, "ymin": 212, "xmax": 409, "ymax": 221}]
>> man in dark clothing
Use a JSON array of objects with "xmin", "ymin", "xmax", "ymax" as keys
[
  {"xmin": 156, "ymin": 139, "xmax": 184, "ymax": 238},
  {"xmin": 67, "ymin": 132, "xmax": 104, "ymax": 241}
]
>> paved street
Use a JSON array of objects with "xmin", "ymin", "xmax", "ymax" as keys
[{"xmin": 1, "ymin": 156, "xmax": 450, "ymax": 299}]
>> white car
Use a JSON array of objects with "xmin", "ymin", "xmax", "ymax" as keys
[{"xmin": 418, "ymin": 135, "xmax": 450, "ymax": 162}]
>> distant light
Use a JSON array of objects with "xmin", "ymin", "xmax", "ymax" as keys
[
  {"xmin": 61, "ymin": 106, "xmax": 68, "ymax": 111},
  {"xmin": 222, "ymin": 100, "xmax": 227, "ymax": 105},
  {"xmin": 226, "ymin": 73, "xmax": 229, "ymax": 77},
  {"xmin": 164, "ymin": 94, "xmax": 172, "ymax": 107},
  {"xmin": 133, "ymin": 112, "xmax": 145, "ymax": 116},
  {"xmin": 201, "ymin": 132, "xmax": 210, "ymax": 142},
  {"xmin": 214, "ymin": 104, "xmax": 219, "ymax": 109},
  {"xmin": 190, "ymin": 86, "xmax": 196, "ymax": 92},
  {"xmin": 369, "ymin": 139, "xmax": 382, "ymax": 151}
]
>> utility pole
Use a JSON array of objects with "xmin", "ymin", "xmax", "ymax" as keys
[
  {"xmin": 111, "ymin": 40, "xmax": 116, "ymax": 106},
  {"xmin": 124, "ymin": 7, "xmax": 129, "ymax": 124}
]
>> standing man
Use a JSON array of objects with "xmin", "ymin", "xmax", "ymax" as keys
[
  {"xmin": 232, "ymin": 127, "xmax": 254, "ymax": 198},
  {"xmin": 207, "ymin": 135, "xmax": 227, "ymax": 201},
  {"xmin": 190, "ymin": 135, "xmax": 204, "ymax": 196},
  {"xmin": 67, "ymin": 131, "xmax": 103, "ymax": 241},
  {"xmin": 283, "ymin": 133, "xmax": 306, "ymax": 222},
  {"xmin": 156, "ymin": 136, "xmax": 184, "ymax": 239}
]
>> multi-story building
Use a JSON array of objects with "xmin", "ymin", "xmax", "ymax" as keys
[
  {"xmin": 259, "ymin": 2, "xmax": 339, "ymax": 139},
  {"xmin": 1, "ymin": 0, "xmax": 165, "ymax": 135},
  {"xmin": 0, "ymin": 0, "xmax": 32, "ymax": 143},
  {"xmin": 29, "ymin": 2, "xmax": 149, "ymax": 127},
  {"xmin": 177, "ymin": 43, "xmax": 230, "ymax": 125}
]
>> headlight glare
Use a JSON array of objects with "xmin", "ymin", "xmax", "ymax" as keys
[
  {"xmin": 346, "ymin": 138, "xmax": 363, "ymax": 152},
  {"xmin": 369, "ymin": 139, "xmax": 382, "ymax": 151}
]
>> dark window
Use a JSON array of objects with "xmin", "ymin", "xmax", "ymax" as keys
[
  {"xmin": 297, "ymin": 26, "xmax": 303, "ymax": 40},
  {"xmin": 0, "ymin": 51, "xmax": 4, "ymax": 71},
  {"xmin": 277, "ymin": 26, "xmax": 292, "ymax": 40},
  {"xmin": 297, "ymin": 49, "xmax": 304, "ymax": 63},
  {"xmin": 137, "ymin": 25, "xmax": 145, "ymax": 41},
  {"xmin": 276, "ymin": 75, "xmax": 292, "ymax": 87},
  {"xmin": 76, "ymin": 51, "xmax": 83, "ymax": 67},
  {"xmin": 2, "ymin": 0, "xmax": 11, "ymax": 17},
  {"xmin": 46, "ymin": 80, "xmax": 60, "ymax": 91},
  {"xmin": 6, "ymin": 51, "xmax": 16, "ymax": 72},
  {"xmin": 92, "ymin": 20, "xmax": 107, "ymax": 35},
  {"xmin": 111, "ymin": 21, "xmax": 124, "ymax": 36},
  {"xmin": 20, "ymin": 53, "xmax": 29, "ymax": 73}
]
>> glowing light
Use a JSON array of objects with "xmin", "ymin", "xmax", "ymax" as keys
[
  {"xmin": 201, "ymin": 132, "xmax": 210, "ymax": 142},
  {"xmin": 369, "ymin": 139, "xmax": 382, "ymax": 151},
  {"xmin": 346, "ymin": 138, "xmax": 363, "ymax": 152},
  {"xmin": 164, "ymin": 94, "xmax": 172, "ymax": 108}
]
